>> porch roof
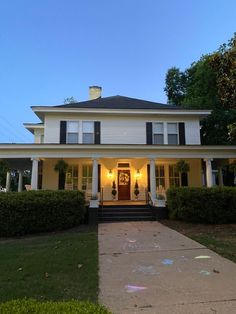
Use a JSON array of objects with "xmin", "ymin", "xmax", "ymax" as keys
[{"xmin": 0, "ymin": 144, "xmax": 236, "ymax": 159}]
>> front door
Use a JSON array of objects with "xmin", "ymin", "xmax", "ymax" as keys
[{"xmin": 118, "ymin": 170, "xmax": 130, "ymax": 200}]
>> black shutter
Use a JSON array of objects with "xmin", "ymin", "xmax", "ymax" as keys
[
  {"xmin": 146, "ymin": 122, "xmax": 153, "ymax": 144},
  {"xmin": 181, "ymin": 172, "xmax": 188, "ymax": 186},
  {"xmin": 147, "ymin": 164, "xmax": 150, "ymax": 192},
  {"xmin": 60, "ymin": 121, "xmax": 67, "ymax": 144},
  {"xmin": 98, "ymin": 164, "xmax": 101, "ymax": 192},
  {"xmin": 178, "ymin": 122, "xmax": 186, "ymax": 145},
  {"xmin": 94, "ymin": 121, "xmax": 101, "ymax": 144}
]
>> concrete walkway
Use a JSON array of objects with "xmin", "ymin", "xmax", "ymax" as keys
[{"xmin": 99, "ymin": 221, "xmax": 236, "ymax": 314}]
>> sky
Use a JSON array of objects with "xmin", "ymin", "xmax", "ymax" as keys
[{"xmin": 0, "ymin": 0, "xmax": 235, "ymax": 143}]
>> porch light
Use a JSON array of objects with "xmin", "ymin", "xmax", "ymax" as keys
[
  {"xmin": 135, "ymin": 169, "xmax": 141, "ymax": 178},
  {"xmin": 107, "ymin": 169, "xmax": 113, "ymax": 178}
]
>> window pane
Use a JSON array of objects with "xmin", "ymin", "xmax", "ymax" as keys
[
  {"xmin": 167, "ymin": 123, "xmax": 177, "ymax": 134},
  {"xmin": 168, "ymin": 134, "xmax": 178, "ymax": 145},
  {"xmin": 68, "ymin": 133, "xmax": 78, "ymax": 143},
  {"xmin": 153, "ymin": 122, "xmax": 163, "ymax": 134},
  {"xmin": 169, "ymin": 165, "xmax": 174, "ymax": 177},
  {"xmin": 160, "ymin": 166, "xmax": 165, "ymax": 177},
  {"xmin": 153, "ymin": 134, "xmax": 164, "ymax": 144},
  {"xmin": 83, "ymin": 133, "xmax": 94, "ymax": 144},
  {"xmin": 67, "ymin": 122, "xmax": 78, "ymax": 132},
  {"xmin": 83, "ymin": 121, "xmax": 94, "ymax": 133}
]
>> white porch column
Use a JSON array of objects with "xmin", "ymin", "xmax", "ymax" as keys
[
  {"xmin": 31, "ymin": 158, "xmax": 39, "ymax": 190},
  {"xmin": 18, "ymin": 170, "xmax": 23, "ymax": 192},
  {"xmin": 204, "ymin": 158, "xmax": 213, "ymax": 187},
  {"xmin": 6, "ymin": 171, "xmax": 11, "ymax": 192},
  {"xmin": 150, "ymin": 159, "xmax": 157, "ymax": 200},
  {"xmin": 92, "ymin": 159, "xmax": 98, "ymax": 197}
]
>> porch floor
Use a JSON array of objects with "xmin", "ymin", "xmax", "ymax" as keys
[{"xmin": 101, "ymin": 200, "xmax": 147, "ymax": 206}]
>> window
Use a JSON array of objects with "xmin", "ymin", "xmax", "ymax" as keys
[
  {"xmin": 82, "ymin": 165, "xmax": 92, "ymax": 190},
  {"xmin": 82, "ymin": 122, "xmax": 94, "ymax": 144},
  {"xmin": 169, "ymin": 165, "xmax": 180, "ymax": 187},
  {"xmin": 167, "ymin": 123, "xmax": 178, "ymax": 145},
  {"xmin": 156, "ymin": 165, "xmax": 165, "ymax": 188},
  {"xmin": 65, "ymin": 165, "xmax": 78, "ymax": 190},
  {"xmin": 67, "ymin": 121, "xmax": 79, "ymax": 143},
  {"xmin": 153, "ymin": 123, "xmax": 164, "ymax": 144},
  {"xmin": 117, "ymin": 163, "xmax": 130, "ymax": 168}
]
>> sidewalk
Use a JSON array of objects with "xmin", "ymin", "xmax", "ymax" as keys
[{"xmin": 99, "ymin": 221, "xmax": 236, "ymax": 314}]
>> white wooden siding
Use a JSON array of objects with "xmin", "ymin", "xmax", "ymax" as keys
[{"xmin": 43, "ymin": 113, "xmax": 201, "ymax": 145}]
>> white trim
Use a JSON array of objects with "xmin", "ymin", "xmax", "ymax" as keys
[
  {"xmin": 0, "ymin": 144, "xmax": 236, "ymax": 159},
  {"xmin": 32, "ymin": 107, "xmax": 211, "ymax": 121}
]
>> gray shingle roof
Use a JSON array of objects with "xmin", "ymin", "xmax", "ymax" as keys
[{"xmin": 54, "ymin": 95, "xmax": 178, "ymax": 110}]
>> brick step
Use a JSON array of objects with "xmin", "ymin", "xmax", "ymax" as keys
[
  {"xmin": 99, "ymin": 216, "xmax": 153, "ymax": 222},
  {"xmin": 98, "ymin": 205, "xmax": 153, "ymax": 222},
  {"xmin": 99, "ymin": 207, "xmax": 151, "ymax": 213}
]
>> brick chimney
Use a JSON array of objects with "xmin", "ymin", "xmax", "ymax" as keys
[{"xmin": 89, "ymin": 86, "xmax": 102, "ymax": 100}]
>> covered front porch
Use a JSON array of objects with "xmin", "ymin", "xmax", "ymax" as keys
[{"xmin": 1, "ymin": 143, "xmax": 236, "ymax": 206}]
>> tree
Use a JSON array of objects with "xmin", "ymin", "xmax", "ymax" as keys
[
  {"xmin": 209, "ymin": 33, "xmax": 236, "ymax": 110},
  {"xmin": 201, "ymin": 109, "xmax": 236, "ymax": 145},
  {"xmin": 64, "ymin": 97, "xmax": 78, "ymax": 104},
  {"xmin": 54, "ymin": 159, "xmax": 69, "ymax": 190},
  {"xmin": 164, "ymin": 67, "xmax": 186, "ymax": 106},
  {"xmin": 228, "ymin": 122, "xmax": 236, "ymax": 143},
  {"xmin": 164, "ymin": 33, "xmax": 236, "ymax": 145}
]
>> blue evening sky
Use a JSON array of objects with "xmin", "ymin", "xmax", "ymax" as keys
[{"xmin": 0, "ymin": 0, "xmax": 235, "ymax": 143}]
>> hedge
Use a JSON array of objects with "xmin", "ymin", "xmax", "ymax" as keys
[
  {"xmin": 0, "ymin": 190, "xmax": 86, "ymax": 237},
  {"xmin": 0, "ymin": 299, "xmax": 111, "ymax": 314},
  {"xmin": 167, "ymin": 187, "xmax": 236, "ymax": 224}
]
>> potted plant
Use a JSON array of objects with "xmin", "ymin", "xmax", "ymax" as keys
[
  {"xmin": 54, "ymin": 159, "xmax": 69, "ymax": 190},
  {"xmin": 134, "ymin": 180, "xmax": 140, "ymax": 200},
  {"xmin": 111, "ymin": 180, "xmax": 117, "ymax": 200},
  {"xmin": 175, "ymin": 160, "xmax": 190, "ymax": 186}
]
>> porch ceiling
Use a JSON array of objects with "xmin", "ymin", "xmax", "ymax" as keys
[{"xmin": 0, "ymin": 144, "xmax": 236, "ymax": 159}]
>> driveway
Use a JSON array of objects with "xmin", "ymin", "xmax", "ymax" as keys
[{"xmin": 99, "ymin": 221, "xmax": 236, "ymax": 313}]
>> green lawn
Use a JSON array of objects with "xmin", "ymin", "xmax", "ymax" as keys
[
  {"xmin": 162, "ymin": 220, "xmax": 236, "ymax": 263},
  {"xmin": 0, "ymin": 226, "xmax": 98, "ymax": 302}
]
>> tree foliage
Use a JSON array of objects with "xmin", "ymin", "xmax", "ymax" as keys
[
  {"xmin": 64, "ymin": 96, "xmax": 78, "ymax": 104},
  {"xmin": 164, "ymin": 33, "xmax": 236, "ymax": 145},
  {"xmin": 164, "ymin": 67, "xmax": 186, "ymax": 106}
]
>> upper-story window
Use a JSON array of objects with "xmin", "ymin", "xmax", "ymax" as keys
[
  {"xmin": 82, "ymin": 122, "xmax": 94, "ymax": 144},
  {"xmin": 167, "ymin": 123, "xmax": 178, "ymax": 145},
  {"xmin": 67, "ymin": 121, "xmax": 79, "ymax": 143},
  {"xmin": 153, "ymin": 123, "xmax": 164, "ymax": 144}
]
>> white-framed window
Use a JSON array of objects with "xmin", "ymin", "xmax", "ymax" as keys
[
  {"xmin": 167, "ymin": 123, "xmax": 178, "ymax": 145},
  {"xmin": 153, "ymin": 122, "xmax": 164, "ymax": 144},
  {"xmin": 169, "ymin": 165, "xmax": 180, "ymax": 187},
  {"xmin": 82, "ymin": 121, "xmax": 94, "ymax": 144},
  {"xmin": 67, "ymin": 121, "xmax": 79, "ymax": 144},
  {"xmin": 65, "ymin": 165, "xmax": 78, "ymax": 190},
  {"xmin": 82, "ymin": 164, "xmax": 92, "ymax": 190},
  {"xmin": 156, "ymin": 165, "xmax": 165, "ymax": 188}
]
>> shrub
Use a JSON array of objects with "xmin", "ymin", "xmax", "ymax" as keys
[
  {"xmin": 0, "ymin": 190, "xmax": 86, "ymax": 237},
  {"xmin": 167, "ymin": 187, "xmax": 236, "ymax": 224},
  {"xmin": 0, "ymin": 299, "xmax": 111, "ymax": 314}
]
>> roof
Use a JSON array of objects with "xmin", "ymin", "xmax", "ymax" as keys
[{"xmin": 53, "ymin": 95, "xmax": 179, "ymax": 110}]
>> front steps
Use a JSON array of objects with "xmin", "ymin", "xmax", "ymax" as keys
[{"xmin": 98, "ymin": 204, "xmax": 153, "ymax": 222}]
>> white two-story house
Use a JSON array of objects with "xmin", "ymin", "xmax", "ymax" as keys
[{"xmin": 1, "ymin": 86, "xmax": 236, "ymax": 206}]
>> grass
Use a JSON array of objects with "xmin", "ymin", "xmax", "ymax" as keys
[
  {"xmin": 162, "ymin": 220, "xmax": 236, "ymax": 263},
  {"xmin": 0, "ymin": 226, "xmax": 98, "ymax": 303}
]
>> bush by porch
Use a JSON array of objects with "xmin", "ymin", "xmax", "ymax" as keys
[
  {"xmin": 0, "ymin": 190, "xmax": 86, "ymax": 237},
  {"xmin": 167, "ymin": 187, "xmax": 236, "ymax": 223}
]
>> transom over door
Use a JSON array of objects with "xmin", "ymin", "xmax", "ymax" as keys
[{"xmin": 118, "ymin": 170, "xmax": 130, "ymax": 200}]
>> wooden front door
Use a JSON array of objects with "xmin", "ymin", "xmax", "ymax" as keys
[{"xmin": 118, "ymin": 170, "xmax": 131, "ymax": 200}]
